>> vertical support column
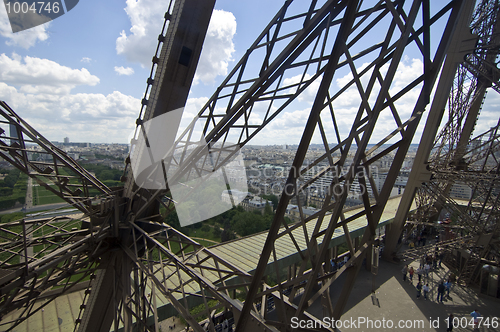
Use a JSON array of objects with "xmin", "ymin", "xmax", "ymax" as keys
[
  {"xmin": 332, "ymin": 0, "xmax": 473, "ymax": 319},
  {"xmin": 122, "ymin": 255, "xmax": 133, "ymax": 331},
  {"xmin": 383, "ymin": 0, "xmax": 478, "ymax": 260},
  {"xmin": 365, "ymin": 243, "xmax": 372, "ymax": 271},
  {"xmin": 123, "ymin": 0, "xmax": 216, "ymax": 204},
  {"xmin": 78, "ymin": 252, "xmax": 132, "ymax": 332}
]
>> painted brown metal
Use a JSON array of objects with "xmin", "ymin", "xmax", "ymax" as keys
[{"xmin": 2, "ymin": 0, "xmax": 498, "ymax": 331}]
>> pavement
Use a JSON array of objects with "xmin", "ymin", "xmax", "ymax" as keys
[
  {"xmin": 0, "ymin": 202, "xmax": 71, "ymax": 215},
  {"xmin": 322, "ymin": 259, "xmax": 500, "ymax": 332},
  {"xmin": 0, "ymin": 177, "xmax": 71, "ymax": 215},
  {"xmin": 159, "ymin": 316, "xmax": 186, "ymax": 332},
  {"xmin": 172, "ymin": 256, "xmax": 500, "ymax": 332}
]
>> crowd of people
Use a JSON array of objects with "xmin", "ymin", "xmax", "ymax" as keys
[
  {"xmin": 400, "ymin": 249, "xmax": 485, "ymax": 332},
  {"xmin": 401, "ymin": 255, "xmax": 453, "ymax": 303}
]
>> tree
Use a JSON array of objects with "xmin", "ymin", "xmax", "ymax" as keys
[
  {"xmin": 99, "ymin": 170, "xmax": 115, "ymax": 181},
  {"xmin": 0, "ymin": 187, "xmax": 13, "ymax": 196},
  {"xmin": 264, "ymin": 202, "xmax": 273, "ymax": 215},
  {"xmin": 221, "ymin": 229, "xmax": 236, "ymax": 242},
  {"xmin": 233, "ymin": 212, "xmax": 267, "ymax": 236},
  {"xmin": 165, "ymin": 211, "xmax": 181, "ymax": 230},
  {"xmin": 262, "ymin": 194, "xmax": 279, "ymax": 209},
  {"xmin": 3, "ymin": 169, "xmax": 20, "ymax": 188}
]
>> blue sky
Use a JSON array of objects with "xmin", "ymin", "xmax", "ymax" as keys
[
  {"xmin": 0, "ymin": 0, "xmax": 285, "ymax": 143},
  {"xmin": 0, "ymin": 0, "xmax": 498, "ymax": 145}
]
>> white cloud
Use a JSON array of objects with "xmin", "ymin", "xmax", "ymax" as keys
[
  {"xmin": 183, "ymin": 97, "xmax": 209, "ymax": 118},
  {"xmin": 243, "ymin": 58, "xmax": 426, "ymax": 145},
  {"xmin": 194, "ymin": 10, "xmax": 236, "ymax": 85},
  {"xmin": 147, "ymin": 57, "xmax": 426, "ymax": 146},
  {"xmin": 282, "ymin": 73, "xmax": 321, "ymax": 103},
  {"xmin": 270, "ymin": 109, "xmax": 311, "ymax": 130},
  {"xmin": 391, "ymin": 57, "xmax": 423, "ymax": 92},
  {"xmin": 0, "ymin": 5, "xmax": 49, "ymax": 49},
  {"xmin": 116, "ymin": 0, "xmax": 172, "ymax": 66},
  {"xmin": 114, "ymin": 66, "xmax": 134, "ymax": 76},
  {"xmin": 0, "ymin": 77, "xmax": 217, "ymax": 144},
  {"xmin": 0, "ymin": 52, "xmax": 140, "ymax": 143},
  {"xmin": 116, "ymin": 0, "xmax": 236, "ymax": 84},
  {"xmin": 81, "ymin": 57, "xmax": 92, "ymax": 63},
  {"xmin": 0, "ymin": 53, "xmax": 99, "ymax": 94},
  {"xmin": 470, "ymin": 90, "xmax": 500, "ymax": 137},
  {"xmin": 0, "ymin": 82, "xmax": 140, "ymax": 143},
  {"xmin": 250, "ymin": 56, "xmax": 498, "ymax": 147}
]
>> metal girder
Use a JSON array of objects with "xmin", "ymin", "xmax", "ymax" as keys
[
  {"xmin": 0, "ymin": 213, "xmax": 108, "ymax": 330},
  {"xmin": 1, "ymin": 0, "xmax": 498, "ymax": 331},
  {"xmin": 78, "ymin": 0, "xmax": 218, "ymax": 330},
  {"xmin": 0, "ymin": 101, "xmax": 113, "ymax": 217},
  {"xmin": 384, "ymin": 0, "xmax": 500, "ymax": 259},
  {"xmin": 229, "ymin": 0, "xmax": 471, "ymax": 329},
  {"xmin": 0, "ymin": 0, "xmax": 218, "ymax": 330},
  {"xmin": 118, "ymin": 221, "xmax": 277, "ymax": 332}
]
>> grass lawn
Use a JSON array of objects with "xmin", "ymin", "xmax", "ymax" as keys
[
  {"xmin": 33, "ymin": 185, "xmax": 66, "ymax": 205},
  {"xmin": 189, "ymin": 227, "xmax": 220, "ymax": 244}
]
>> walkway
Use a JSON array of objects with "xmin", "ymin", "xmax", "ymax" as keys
[{"xmin": 324, "ymin": 259, "xmax": 500, "ymax": 331}]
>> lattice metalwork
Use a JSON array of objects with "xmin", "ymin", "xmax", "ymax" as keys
[
  {"xmin": 0, "ymin": 0, "xmax": 492, "ymax": 331},
  {"xmin": 385, "ymin": 0, "xmax": 500, "ymax": 285}
]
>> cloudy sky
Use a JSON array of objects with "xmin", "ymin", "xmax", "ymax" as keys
[{"xmin": 0, "ymin": 0, "xmax": 498, "ymax": 146}]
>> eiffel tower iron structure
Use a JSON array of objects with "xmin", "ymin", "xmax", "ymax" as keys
[
  {"xmin": 0, "ymin": 0, "xmax": 498, "ymax": 331},
  {"xmin": 384, "ymin": 0, "xmax": 500, "ymax": 285}
]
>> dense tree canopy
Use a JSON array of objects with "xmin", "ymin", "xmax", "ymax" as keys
[{"xmin": 164, "ymin": 204, "xmax": 286, "ymax": 242}]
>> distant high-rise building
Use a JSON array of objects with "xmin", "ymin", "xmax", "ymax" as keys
[
  {"xmin": 64, "ymin": 137, "xmax": 70, "ymax": 144},
  {"xmin": 9, "ymin": 123, "xmax": 19, "ymax": 146}
]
